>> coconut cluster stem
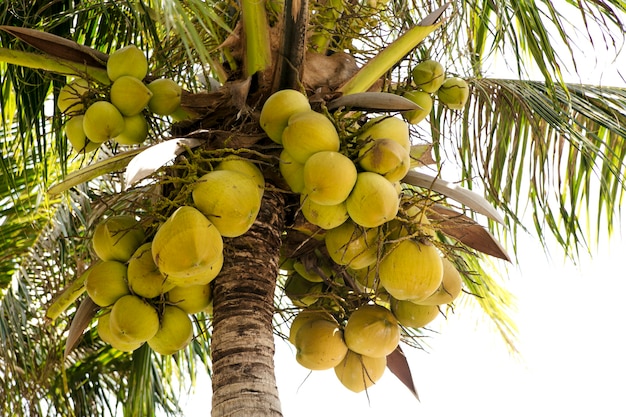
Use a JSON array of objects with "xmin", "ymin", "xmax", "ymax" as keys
[
  {"xmin": 0, "ymin": 47, "xmax": 109, "ymax": 84},
  {"xmin": 337, "ymin": 23, "xmax": 442, "ymax": 95}
]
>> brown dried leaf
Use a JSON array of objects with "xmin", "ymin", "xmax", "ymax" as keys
[
  {"xmin": 64, "ymin": 297, "xmax": 99, "ymax": 359},
  {"xmin": 0, "ymin": 26, "xmax": 108, "ymax": 68},
  {"xmin": 428, "ymin": 204, "xmax": 511, "ymax": 261},
  {"xmin": 387, "ymin": 345, "xmax": 419, "ymax": 400}
]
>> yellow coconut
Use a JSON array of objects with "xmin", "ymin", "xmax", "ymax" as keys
[
  {"xmin": 343, "ymin": 304, "xmax": 400, "ymax": 358},
  {"xmin": 390, "ymin": 297, "xmax": 440, "ymax": 328},
  {"xmin": 359, "ymin": 116, "xmax": 410, "ymax": 151},
  {"xmin": 281, "ymin": 110, "xmax": 340, "ymax": 164},
  {"xmin": 378, "ymin": 240, "xmax": 443, "ymax": 301},
  {"xmin": 109, "ymin": 75, "xmax": 153, "ymax": 116},
  {"xmin": 165, "ymin": 252, "xmax": 223, "ymax": 287},
  {"xmin": 148, "ymin": 305, "xmax": 194, "ymax": 355},
  {"xmin": 85, "ymin": 260, "xmax": 130, "ymax": 307},
  {"xmin": 260, "ymin": 89, "xmax": 311, "ymax": 144},
  {"xmin": 97, "ymin": 310, "xmax": 144, "ymax": 352},
  {"xmin": 279, "ymin": 149, "xmax": 306, "ymax": 193},
  {"xmin": 92, "ymin": 215, "xmax": 145, "ymax": 263},
  {"xmin": 411, "ymin": 59, "xmax": 445, "ymax": 93},
  {"xmin": 215, "ymin": 157, "xmax": 265, "ymax": 198},
  {"xmin": 106, "ymin": 44, "xmax": 148, "ymax": 81},
  {"xmin": 357, "ymin": 138, "xmax": 411, "ymax": 182},
  {"xmin": 166, "ymin": 283, "xmax": 212, "ymax": 314},
  {"xmin": 300, "ymin": 193, "xmax": 348, "ymax": 230},
  {"xmin": 109, "ymin": 294, "xmax": 160, "ymax": 343},
  {"xmin": 288, "ymin": 308, "xmax": 338, "ymax": 345},
  {"xmin": 127, "ymin": 243, "xmax": 174, "ymax": 299},
  {"xmin": 346, "ymin": 172, "xmax": 400, "ymax": 228},
  {"xmin": 414, "ymin": 257, "xmax": 463, "ymax": 305},
  {"xmin": 57, "ymin": 78, "xmax": 90, "ymax": 114},
  {"xmin": 65, "ymin": 115, "xmax": 100, "ymax": 153},
  {"xmin": 284, "ymin": 272, "xmax": 324, "ymax": 307},
  {"xmin": 83, "ymin": 101, "xmax": 126, "ymax": 143},
  {"xmin": 324, "ymin": 220, "xmax": 379, "ymax": 270},
  {"xmin": 401, "ymin": 90, "xmax": 433, "ymax": 125},
  {"xmin": 113, "ymin": 113, "xmax": 149, "ymax": 145},
  {"xmin": 192, "ymin": 169, "xmax": 262, "ymax": 238},
  {"xmin": 437, "ymin": 77, "xmax": 470, "ymax": 110},
  {"xmin": 147, "ymin": 78, "xmax": 182, "ymax": 115},
  {"xmin": 151, "ymin": 206, "xmax": 223, "ymax": 278},
  {"xmin": 303, "ymin": 151, "xmax": 357, "ymax": 205},
  {"xmin": 334, "ymin": 350, "xmax": 387, "ymax": 393},
  {"xmin": 295, "ymin": 319, "xmax": 348, "ymax": 371}
]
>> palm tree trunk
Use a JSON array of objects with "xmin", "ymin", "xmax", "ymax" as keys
[{"xmin": 210, "ymin": 189, "xmax": 285, "ymax": 417}]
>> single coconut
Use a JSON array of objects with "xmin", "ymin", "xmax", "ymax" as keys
[
  {"xmin": 147, "ymin": 305, "xmax": 194, "ymax": 355},
  {"xmin": 127, "ymin": 243, "xmax": 174, "ymax": 299},
  {"xmin": 107, "ymin": 44, "xmax": 148, "ymax": 81},
  {"xmin": 166, "ymin": 283, "xmax": 212, "ymax": 314},
  {"xmin": 324, "ymin": 220, "xmax": 379, "ymax": 270},
  {"xmin": 109, "ymin": 294, "xmax": 160, "ymax": 343},
  {"xmin": 85, "ymin": 260, "xmax": 130, "ymax": 307},
  {"xmin": 390, "ymin": 298, "xmax": 440, "ymax": 328},
  {"xmin": 165, "ymin": 252, "xmax": 223, "ymax": 287},
  {"xmin": 215, "ymin": 157, "xmax": 265, "ymax": 198},
  {"xmin": 260, "ymin": 89, "xmax": 311, "ymax": 144},
  {"xmin": 151, "ymin": 206, "xmax": 223, "ymax": 278},
  {"xmin": 359, "ymin": 116, "xmax": 410, "ymax": 151},
  {"xmin": 378, "ymin": 240, "xmax": 443, "ymax": 301},
  {"xmin": 411, "ymin": 59, "xmax": 445, "ymax": 93},
  {"xmin": 343, "ymin": 304, "xmax": 400, "ymax": 358},
  {"xmin": 346, "ymin": 172, "xmax": 400, "ymax": 228},
  {"xmin": 302, "ymin": 151, "xmax": 357, "ymax": 206},
  {"xmin": 281, "ymin": 110, "xmax": 340, "ymax": 163},
  {"xmin": 437, "ymin": 77, "xmax": 470, "ymax": 110},
  {"xmin": 295, "ymin": 319, "xmax": 348, "ymax": 371},
  {"xmin": 109, "ymin": 75, "xmax": 153, "ymax": 116},
  {"xmin": 92, "ymin": 215, "xmax": 145, "ymax": 262},
  {"xmin": 97, "ymin": 310, "xmax": 144, "ymax": 352},
  {"xmin": 357, "ymin": 138, "xmax": 411, "ymax": 182},
  {"xmin": 65, "ymin": 115, "xmax": 100, "ymax": 153},
  {"xmin": 147, "ymin": 78, "xmax": 182, "ymax": 115},
  {"xmin": 114, "ymin": 114, "xmax": 149, "ymax": 145},
  {"xmin": 192, "ymin": 169, "xmax": 262, "ymax": 238},
  {"xmin": 401, "ymin": 90, "xmax": 433, "ymax": 124},
  {"xmin": 413, "ymin": 257, "xmax": 463, "ymax": 305},
  {"xmin": 300, "ymin": 193, "xmax": 349, "ymax": 230},
  {"xmin": 334, "ymin": 350, "xmax": 387, "ymax": 393},
  {"xmin": 279, "ymin": 149, "xmax": 306, "ymax": 193},
  {"xmin": 82, "ymin": 101, "xmax": 125, "ymax": 143},
  {"xmin": 57, "ymin": 78, "xmax": 90, "ymax": 114},
  {"xmin": 284, "ymin": 272, "xmax": 324, "ymax": 307},
  {"xmin": 288, "ymin": 309, "xmax": 338, "ymax": 345}
]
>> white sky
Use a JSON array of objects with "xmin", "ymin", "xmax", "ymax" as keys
[{"xmin": 181, "ymin": 4, "xmax": 626, "ymax": 416}]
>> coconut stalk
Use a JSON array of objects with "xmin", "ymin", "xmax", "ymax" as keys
[
  {"xmin": 241, "ymin": 0, "xmax": 272, "ymax": 76},
  {"xmin": 337, "ymin": 5, "xmax": 448, "ymax": 94}
]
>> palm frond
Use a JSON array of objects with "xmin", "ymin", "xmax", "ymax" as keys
[{"xmin": 444, "ymin": 78, "xmax": 626, "ymax": 258}]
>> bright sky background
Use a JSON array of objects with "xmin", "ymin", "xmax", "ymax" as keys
[{"xmin": 181, "ymin": 5, "xmax": 626, "ymax": 416}]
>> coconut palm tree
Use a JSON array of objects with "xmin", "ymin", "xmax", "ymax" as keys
[{"xmin": 1, "ymin": 0, "xmax": 625, "ymax": 416}]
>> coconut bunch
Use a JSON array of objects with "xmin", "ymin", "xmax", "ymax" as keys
[
  {"xmin": 84, "ymin": 157, "xmax": 265, "ymax": 355},
  {"xmin": 57, "ymin": 44, "xmax": 183, "ymax": 153},
  {"xmin": 260, "ymin": 89, "xmax": 466, "ymax": 392},
  {"xmin": 401, "ymin": 59, "xmax": 470, "ymax": 125}
]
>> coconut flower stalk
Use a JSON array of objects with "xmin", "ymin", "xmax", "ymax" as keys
[{"xmin": 338, "ymin": 5, "xmax": 448, "ymax": 94}]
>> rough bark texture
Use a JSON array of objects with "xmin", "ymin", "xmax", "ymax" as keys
[{"xmin": 211, "ymin": 190, "xmax": 286, "ymax": 417}]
